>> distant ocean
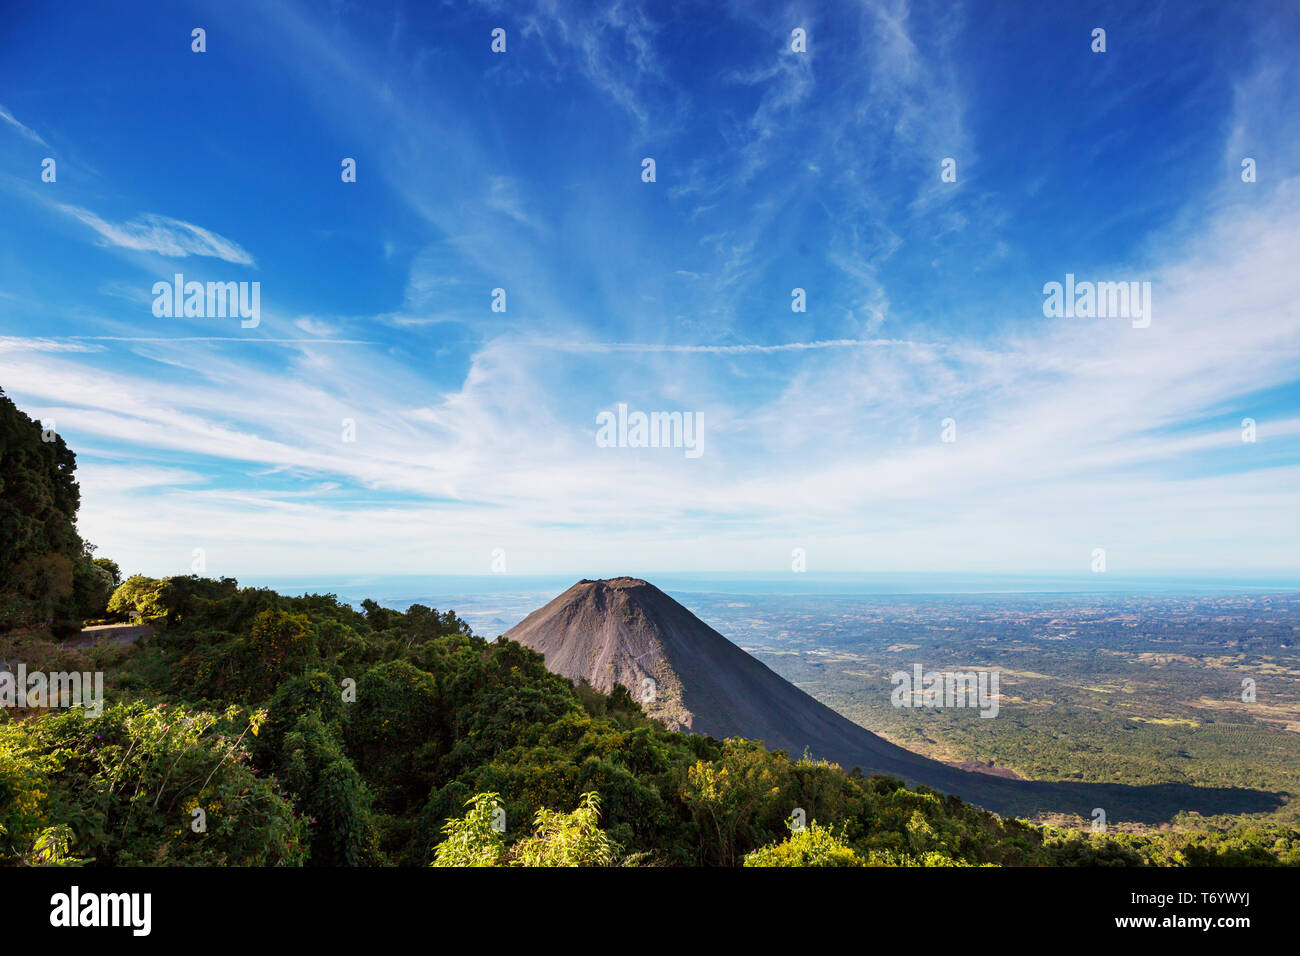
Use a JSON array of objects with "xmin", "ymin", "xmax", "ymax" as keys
[{"xmin": 238, "ymin": 572, "xmax": 1300, "ymax": 637}]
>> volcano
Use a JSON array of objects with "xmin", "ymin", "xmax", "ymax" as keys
[
  {"xmin": 503, "ymin": 577, "xmax": 1023, "ymax": 806},
  {"xmin": 502, "ymin": 577, "xmax": 1283, "ymax": 820}
]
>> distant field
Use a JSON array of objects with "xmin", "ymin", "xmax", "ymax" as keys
[{"xmin": 683, "ymin": 591, "xmax": 1300, "ymax": 828}]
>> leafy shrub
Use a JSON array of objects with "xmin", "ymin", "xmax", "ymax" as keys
[
  {"xmin": 510, "ymin": 791, "xmax": 619, "ymax": 867},
  {"xmin": 744, "ymin": 821, "xmax": 863, "ymax": 867},
  {"xmin": 431, "ymin": 792, "xmax": 505, "ymax": 867}
]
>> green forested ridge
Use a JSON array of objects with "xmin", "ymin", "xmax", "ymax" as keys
[{"xmin": 1, "ymin": 388, "xmax": 1298, "ymax": 866}]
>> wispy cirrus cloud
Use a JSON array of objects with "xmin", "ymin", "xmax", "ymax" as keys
[
  {"xmin": 57, "ymin": 204, "xmax": 256, "ymax": 266},
  {"xmin": 485, "ymin": 176, "xmax": 543, "ymax": 230},
  {"xmin": 527, "ymin": 338, "xmax": 927, "ymax": 354},
  {"xmin": 3, "ymin": 1, "xmax": 1298, "ymax": 579},
  {"xmin": 294, "ymin": 316, "xmax": 340, "ymax": 337},
  {"xmin": 498, "ymin": 0, "xmax": 681, "ymax": 135},
  {"xmin": 0, "ymin": 103, "xmax": 48, "ymax": 146},
  {"xmin": 0, "ymin": 336, "xmax": 102, "ymax": 353}
]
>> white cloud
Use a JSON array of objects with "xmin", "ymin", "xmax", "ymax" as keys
[{"xmin": 57, "ymin": 204, "xmax": 256, "ymax": 266}]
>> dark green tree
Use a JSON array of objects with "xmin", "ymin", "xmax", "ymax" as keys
[{"xmin": 0, "ymin": 388, "xmax": 113, "ymax": 632}]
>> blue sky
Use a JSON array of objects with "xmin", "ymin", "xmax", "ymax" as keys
[{"xmin": 1, "ymin": 0, "xmax": 1298, "ymax": 578}]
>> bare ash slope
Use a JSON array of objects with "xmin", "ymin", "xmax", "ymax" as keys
[{"xmin": 503, "ymin": 578, "xmax": 1284, "ymax": 821}]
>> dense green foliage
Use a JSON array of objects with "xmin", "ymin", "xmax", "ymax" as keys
[
  {"xmin": 0, "ymin": 701, "xmax": 304, "ymax": 865},
  {"xmin": 0, "ymin": 389, "xmax": 112, "ymax": 632}
]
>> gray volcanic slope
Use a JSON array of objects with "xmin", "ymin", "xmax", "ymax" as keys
[{"xmin": 504, "ymin": 577, "xmax": 1053, "ymax": 813}]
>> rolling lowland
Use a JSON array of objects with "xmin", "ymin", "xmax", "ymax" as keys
[{"xmin": 687, "ymin": 589, "xmax": 1300, "ymax": 828}]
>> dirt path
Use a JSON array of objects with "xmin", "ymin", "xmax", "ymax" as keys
[{"xmin": 65, "ymin": 623, "xmax": 153, "ymax": 650}]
